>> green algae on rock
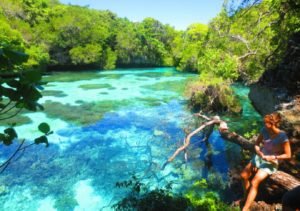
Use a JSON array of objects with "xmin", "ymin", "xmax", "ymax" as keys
[
  {"xmin": 43, "ymin": 71, "xmax": 101, "ymax": 83},
  {"xmin": 187, "ymin": 80, "xmax": 242, "ymax": 114},
  {"xmin": 42, "ymin": 90, "xmax": 68, "ymax": 97},
  {"xmin": 79, "ymin": 84, "xmax": 113, "ymax": 90},
  {"xmin": 42, "ymin": 100, "xmax": 133, "ymax": 125}
]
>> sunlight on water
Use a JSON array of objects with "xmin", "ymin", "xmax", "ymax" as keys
[{"xmin": 0, "ymin": 68, "xmax": 261, "ymax": 210}]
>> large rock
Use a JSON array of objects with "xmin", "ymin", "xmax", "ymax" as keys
[
  {"xmin": 248, "ymin": 84, "xmax": 281, "ymax": 115},
  {"xmin": 278, "ymin": 100, "xmax": 300, "ymax": 141}
]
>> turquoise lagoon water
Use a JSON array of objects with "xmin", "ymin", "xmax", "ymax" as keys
[{"xmin": 0, "ymin": 68, "xmax": 261, "ymax": 210}]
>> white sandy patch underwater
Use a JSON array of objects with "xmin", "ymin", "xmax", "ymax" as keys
[
  {"xmin": 37, "ymin": 197, "xmax": 57, "ymax": 211},
  {"xmin": 74, "ymin": 179, "xmax": 111, "ymax": 211}
]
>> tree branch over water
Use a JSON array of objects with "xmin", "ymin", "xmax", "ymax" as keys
[{"xmin": 163, "ymin": 113, "xmax": 300, "ymax": 193}]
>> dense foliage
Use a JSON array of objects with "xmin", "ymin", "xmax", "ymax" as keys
[
  {"xmin": 113, "ymin": 176, "xmax": 233, "ymax": 211},
  {"xmin": 0, "ymin": 0, "xmax": 178, "ymax": 70},
  {"xmin": 1, "ymin": 0, "xmax": 298, "ymax": 82},
  {"xmin": 1, "ymin": 0, "xmax": 298, "ymax": 115}
]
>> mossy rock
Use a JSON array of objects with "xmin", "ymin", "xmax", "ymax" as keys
[
  {"xmin": 79, "ymin": 84, "xmax": 113, "ymax": 90},
  {"xmin": 102, "ymin": 74, "xmax": 124, "ymax": 80},
  {"xmin": 54, "ymin": 195, "xmax": 78, "ymax": 210},
  {"xmin": 42, "ymin": 90, "xmax": 68, "ymax": 97},
  {"xmin": 0, "ymin": 106, "xmax": 32, "ymax": 127},
  {"xmin": 187, "ymin": 81, "xmax": 242, "ymax": 114},
  {"xmin": 142, "ymin": 80, "xmax": 187, "ymax": 94},
  {"xmin": 136, "ymin": 97, "xmax": 162, "ymax": 107},
  {"xmin": 136, "ymin": 96, "xmax": 179, "ymax": 107},
  {"xmin": 43, "ymin": 71, "xmax": 101, "ymax": 83},
  {"xmin": 42, "ymin": 99, "xmax": 133, "ymax": 125},
  {"xmin": 107, "ymin": 87, "xmax": 116, "ymax": 90},
  {"xmin": 0, "ymin": 115, "xmax": 32, "ymax": 127}
]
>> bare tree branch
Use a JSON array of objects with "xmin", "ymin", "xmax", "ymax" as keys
[
  {"xmin": 233, "ymin": 0, "xmax": 262, "ymax": 19},
  {"xmin": 0, "ymin": 103, "xmax": 18, "ymax": 115},
  {"xmin": 0, "ymin": 100, "xmax": 12, "ymax": 113},
  {"xmin": 238, "ymin": 51, "xmax": 257, "ymax": 60},
  {"xmin": 0, "ymin": 107, "xmax": 22, "ymax": 121},
  {"xmin": 0, "ymin": 139, "xmax": 26, "ymax": 173}
]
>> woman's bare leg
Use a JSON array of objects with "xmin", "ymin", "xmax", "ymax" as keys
[
  {"xmin": 242, "ymin": 169, "xmax": 269, "ymax": 211},
  {"xmin": 240, "ymin": 163, "xmax": 255, "ymax": 197}
]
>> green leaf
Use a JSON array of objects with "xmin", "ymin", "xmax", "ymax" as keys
[
  {"xmin": 7, "ymin": 80, "xmax": 20, "ymax": 88},
  {"xmin": 35, "ymin": 85, "xmax": 44, "ymax": 90},
  {"xmin": 38, "ymin": 123, "xmax": 50, "ymax": 134},
  {"xmin": 47, "ymin": 131, "xmax": 54, "ymax": 135},
  {"xmin": 0, "ymin": 133, "xmax": 6, "ymax": 142},
  {"xmin": 3, "ymin": 138, "xmax": 13, "ymax": 146},
  {"xmin": 36, "ymin": 103, "xmax": 44, "ymax": 111},
  {"xmin": 2, "ymin": 87, "xmax": 20, "ymax": 101},
  {"xmin": 16, "ymin": 102, "xmax": 25, "ymax": 109},
  {"xmin": 21, "ymin": 86, "xmax": 42, "ymax": 102},
  {"xmin": 4, "ymin": 128, "xmax": 18, "ymax": 139},
  {"xmin": 22, "ymin": 70, "xmax": 42, "ymax": 83},
  {"xmin": 3, "ymin": 48, "xmax": 29, "ymax": 64},
  {"xmin": 34, "ymin": 135, "xmax": 49, "ymax": 147}
]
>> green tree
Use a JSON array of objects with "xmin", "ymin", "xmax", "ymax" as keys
[
  {"xmin": 174, "ymin": 23, "xmax": 208, "ymax": 72},
  {"xmin": 69, "ymin": 44, "xmax": 102, "ymax": 66},
  {"xmin": 104, "ymin": 47, "xmax": 117, "ymax": 70}
]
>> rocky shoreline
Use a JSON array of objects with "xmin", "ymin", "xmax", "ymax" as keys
[{"xmin": 231, "ymin": 32, "xmax": 300, "ymax": 210}]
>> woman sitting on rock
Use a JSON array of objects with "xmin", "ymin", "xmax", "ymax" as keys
[{"xmin": 240, "ymin": 112, "xmax": 291, "ymax": 211}]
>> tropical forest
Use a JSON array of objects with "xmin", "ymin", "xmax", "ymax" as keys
[{"xmin": 0, "ymin": 0, "xmax": 299, "ymax": 210}]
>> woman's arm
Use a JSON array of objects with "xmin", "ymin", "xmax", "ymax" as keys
[
  {"xmin": 276, "ymin": 141, "xmax": 291, "ymax": 160},
  {"xmin": 254, "ymin": 134, "xmax": 264, "ymax": 158}
]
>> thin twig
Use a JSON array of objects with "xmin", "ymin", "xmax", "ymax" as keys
[
  {"xmin": 0, "ymin": 139, "xmax": 26, "ymax": 173},
  {"xmin": 0, "ymin": 107, "xmax": 23, "ymax": 121},
  {"xmin": 0, "ymin": 100, "xmax": 12, "ymax": 113},
  {"xmin": 0, "ymin": 103, "xmax": 18, "ymax": 115}
]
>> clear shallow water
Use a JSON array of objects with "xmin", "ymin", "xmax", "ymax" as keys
[{"xmin": 0, "ymin": 68, "xmax": 261, "ymax": 210}]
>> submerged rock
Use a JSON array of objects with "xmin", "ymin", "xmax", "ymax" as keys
[{"xmin": 248, "ymin": 84, "xmax": 281, "ymax": 115}]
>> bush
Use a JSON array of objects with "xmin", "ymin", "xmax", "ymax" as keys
[
  {"xmin": 186, "ymin": 75, "xmax": 242, "ymax": 114},
  {"xmin": 113, "ymin": 176, "xmax": 235, "ymax": 211}
]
